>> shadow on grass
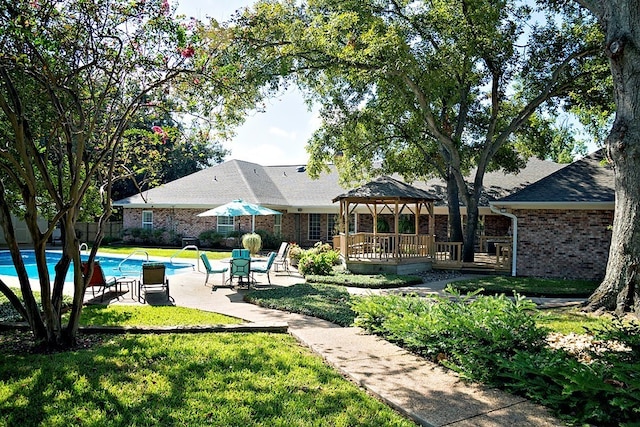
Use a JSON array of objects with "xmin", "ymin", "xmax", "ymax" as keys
[{"xmin": 0, "ymin": 333, "xmax": 416, "ymax": 426}]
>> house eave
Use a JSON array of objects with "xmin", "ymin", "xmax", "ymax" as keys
[{"xmin": 490, "ymin": 201, "xmax": 614, "ymax": 210}]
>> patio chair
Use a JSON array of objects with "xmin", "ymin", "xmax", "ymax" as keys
[
  {"xmin": 250, "ymin": 251, "xmax": 277, "ymax": 284},
  {"xmin": 139, "ymin": 262, "xmax": 171, "ymax": 303},
  {"xmin": 200, "ymin": 253, "xmax": 228, "ymax": 288},
  {"xmin": 231, "ymin": 249, "xmax": 250, "ymax": 259},
  {"xmin": 81, "ymin": 261, "xmax": 118, "ymax": 302},
  {"xmin": 272, "ymin": 242, "xmax": 290, "ymax": 274},
  {"xmin": 230, "ymin": 257, "xmax": 252, "ymax": 288}
]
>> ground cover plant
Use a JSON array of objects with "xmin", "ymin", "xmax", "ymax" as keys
[
  {"xmin": 449, "ymin": 276, "xmax": 599, "ymax": 297},
  {"xmin": 350, "ymin": 287, "xmax": 640, "ymax": 426},
  {"xmin": 0, "ymin": 332, "xmax": 416, "ymax": 427},
  {"xmin": 245, "ymin": 283, "xmax": 355, "ymax": 326},
  {"xmin": 306, "ymin": 272, "xmax": 423, "ymax": 289},
  {"xmin": 245, "ymin": 279, "xmax": 639, "ymax": 424},
  {"xmin": 0, "ymin": 289, "xmax": 73, "ymax": 323}
]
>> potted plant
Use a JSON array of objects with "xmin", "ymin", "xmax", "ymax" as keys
[
  {"xmin": 288, "ymin": 243, "xmax": 304, "ymax": 267},
  {"xmin": 242, "ymin": 232, "xmax": 262, "ymax": 255}
]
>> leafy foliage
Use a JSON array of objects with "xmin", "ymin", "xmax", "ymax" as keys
[
  {"xmin": 232, "ymin": 0, "xmax": 610, "ymax": 262},
  {"xmin": 0, "ymin": 0, "xmax": 268, "ymax": 347},
  {"xmin": 350, "ymin": 287, "xmax": 640, "ymax": 425}
]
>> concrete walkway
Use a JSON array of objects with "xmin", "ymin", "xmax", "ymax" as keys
[{"xmin": 102, "ymin": 267, "xmax": 568, "ymax": 427}]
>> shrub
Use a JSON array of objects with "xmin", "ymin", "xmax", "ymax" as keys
[
  {"xmin": 298, "ymin": 251, "xmax": 338, "ymax": 276},
  {"xmin": 254, "ymin": 229, "xmax": 282, "ymax": 250},
  {"xmin": 198, "ymin": 230, "xmax": 224, "ymax": 248},
  {"xmin": 288, "ymin": 244, "xmax": 304, "ymax": 266},
  {"xmin": 351, "ymin": 286, "xmax": 546, "ymax": 381},
  {"xmin": 242, "ymin": 232, "xmax": 262, "ymax": 255}
]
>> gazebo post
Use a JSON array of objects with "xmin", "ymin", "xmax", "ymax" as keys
[{"xmin": 394, "ymin": 200, "xmax": 400, "ymax": 258}]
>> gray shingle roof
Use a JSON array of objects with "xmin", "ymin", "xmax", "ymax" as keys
[
  {"xmin": 498, "ymin": 149, "xmax": 614, "ymax": 203},
  {"xmin": 114, "ymin": 156, "xmax": 567, "ymax": 209},
  {"xmin": 333, "ymin": 176, "xmax": 439, "ymax": 202}
]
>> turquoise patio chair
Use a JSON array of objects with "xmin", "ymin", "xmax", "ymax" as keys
[
  {"xmin": 231, "ymin": 249, "xmax": 250, "ymax": 259},
  {"xmin": 230, "ymin": 257, "xmax": 252, "ymax": 288},
  {"xmin": 200, "ymin": 253, "xmax": 228, "ymax": 288},
  {"xmin": 250, "ymin": 251, "xmax": 277, "ymax": 284}
]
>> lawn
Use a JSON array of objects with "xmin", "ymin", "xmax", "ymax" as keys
[
  {"xmin": 97, "ymin": 246, "xmax": 232, "ymax": 261},
  {"xmin": 0, "ymin": 302, "xmax": 415, "ymax": 427},
  {"xmin": 448, "ymin": 275, "xmax": 599, "ymax": 297},
  {"xmin": 0, "ymin": 331, "xmax": 415, "ymax": 426}
]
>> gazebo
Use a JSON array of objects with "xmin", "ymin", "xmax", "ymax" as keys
[{"xmin": 332, "ymin": 176, "xmax": 439, "ymax": 274}]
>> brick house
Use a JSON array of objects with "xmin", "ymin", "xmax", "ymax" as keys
[
  {"xmin": 490, "ymin": 149, "xmax": 614, "ymax": 280},
  {"xmin": 113, "ymin": 156, "xmax": 565, "ymax": 251}
]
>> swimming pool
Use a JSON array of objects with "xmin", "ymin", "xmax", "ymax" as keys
[{"xmin": 0, "ymin": 250, "xmax": 195, "ymax": 282}]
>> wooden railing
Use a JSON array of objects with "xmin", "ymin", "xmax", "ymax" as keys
[
  {"xmin": 432, "ymin": 242, "xmax": 463, "ymax": 266},
  {"xmin": 336, "ymin": 234, "xmax": 508, "ymax": 270},
  {"xmin": 342, "ymin": 233, "xmax": 435, "ymax": 260}
]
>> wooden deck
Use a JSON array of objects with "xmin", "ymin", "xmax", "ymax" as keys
[{"xmin": 336, "ymin": 233, "xmax": 511, "ymax": 275}]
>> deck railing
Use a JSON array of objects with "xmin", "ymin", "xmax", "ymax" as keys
[
  {"xmin": 342, "ymin": 233, "xmax": 435, "ymax": 260},
  {"xmin": 335, "ymin": 233, "xmax": 507, "ymax": 270},
  {"xmin": 432, "ymin": 242, "xmax": 463, "ymax": 266}
]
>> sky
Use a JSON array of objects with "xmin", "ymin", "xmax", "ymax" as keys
[{"xmin": 176, "ymin": 0, "xmax": 319, "ymax": 166}]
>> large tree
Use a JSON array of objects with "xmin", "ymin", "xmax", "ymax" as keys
[
  {"xmin": 571, "ymin": 0, "xmax": 640, "ymax": 316},
  {"xmin": 0, "ymin": 0, "xmax": 257, "ymax": 348},
  {"xmin": 234, "ymin": 0, "xmax": 606, "ymax": 261}
]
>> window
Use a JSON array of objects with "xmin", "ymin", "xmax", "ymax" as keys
[
  {"xmin": 142, "ymin": 211, "xmax": 153, "ymax": 230},
  {"xmin": 217, "ymin": 216, "xmax": 235, "ymax": 236},
  {"xmin": 327, "ymin": 214, "xmax": 338, "ymax": 237},
  {"xmin": 273, "ymin": 214, "xmax": 282, "ymax": 236},
  {"xmin": 309, "ymin": 213, "xmax": 321, "ymax": 241},
  {"xmin": 329, "ymin": 213, "xmax": 356, "ymax": 234}
]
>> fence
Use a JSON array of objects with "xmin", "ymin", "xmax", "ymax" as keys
[{"xmin": 75, "ymin": 222, "xmax": 123, "ymax": 243}]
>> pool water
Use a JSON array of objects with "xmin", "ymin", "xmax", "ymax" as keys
[{"xmin": 0, "ymin": 250, "xmax": 194, "ymax": 282}]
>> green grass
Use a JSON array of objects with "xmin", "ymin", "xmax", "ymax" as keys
[
  {"xmin": 245, "ymin": 283, "xmax": 356, "ymax": 326},
  {"xmin": 0, "ymin": 332, "xmax": 415, "ymax": 426},
  {"xmin": 97, "ymin": 246, "xmax": 231, "ymax": 261},
  {"xmin": 449, "ymin": 275, "xmax": 599, "ymax": 297},
  {"xmin": 306, "ymin": 272, "xmax": 423, "ymax": 288},
  {"xmin": 73, "ymin": 305, "xmax": 243, "ymax": 327},
  {"xmin": 536, "ymin": 306, "xmax": 612, "ymax": 334}
]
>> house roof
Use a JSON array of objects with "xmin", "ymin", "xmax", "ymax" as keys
[
  {"xmin": 333, "ymin": 176, "xmax": 439, "ymax": 203},
  {"xmin": 114, "ymin": 156, "xmax": 566, "ymax": 210},
  {"xmin": 114, "ymin": 160, "xmax": 342, "ymax": 210},
  {"xmin": 496, "ymin": 149, "xmax": 614, "ymax": 205}
]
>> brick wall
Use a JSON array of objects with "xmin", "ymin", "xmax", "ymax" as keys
[{"xmin": 514, "ymin": 209, "xmax": 613, "ymax": 280}]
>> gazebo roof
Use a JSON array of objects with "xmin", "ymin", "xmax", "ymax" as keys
[{"xmin": 332, "ymin": 176, "xmax": 439, "ymax": 204}]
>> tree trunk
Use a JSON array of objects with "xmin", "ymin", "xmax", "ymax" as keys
[
  {"xmin": 584, "ymin": 2, "xmax": 640, "ymax": 316},
  {"xmin": 462, "ymin": 198, "xmax": 479, "ymax": 262},
  {"xmin": 446, "ymin": 169, "xmax": 464, "ymax": 243}
]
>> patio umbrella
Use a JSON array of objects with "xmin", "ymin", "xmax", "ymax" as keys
[{"xmin": 197, "ymin": 199, "xmax": 281, "ymax": 232}]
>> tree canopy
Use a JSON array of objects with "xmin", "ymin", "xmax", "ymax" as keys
[
  {"xmin": 0, "ymin": 0, "xmax": 263, "ymax": 347},
  {"xmin": 232, "ymin": 0, "xmax": 609, "ymax": 260}
]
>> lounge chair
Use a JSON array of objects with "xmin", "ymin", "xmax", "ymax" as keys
[
  {"xmin": 230, "ymin": 257, "xmax": 252, "ymax": 288},
  {"xmin": 250, "ymin": 251, "xmax": 277, "ymax": 284},
  {"xmin": 200, "ymin": 253, "xmax": 228, "ymax": 288},
  {"xmin": 82, "ymin": 261, "xmax": 118, "ymax": 302},
  {"xmin": 272, "ymin": 242, "xmax": 290, "ymax": 274},
  {"xmin": 139, "ymin": 262, "xmax": 171, "ymax": 303}
]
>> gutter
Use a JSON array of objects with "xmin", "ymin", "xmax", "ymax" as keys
[{"xmin": 489, "ymin": 204, "xmax": 517, "ymax": 277}]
